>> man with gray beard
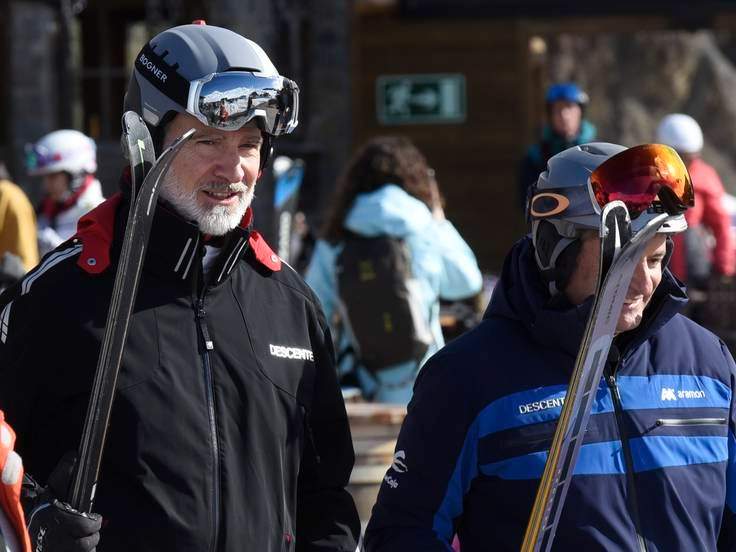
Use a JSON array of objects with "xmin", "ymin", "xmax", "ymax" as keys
[{"xmin": 0, "ymin": 22, "xmax": 359, "ymax": 552}]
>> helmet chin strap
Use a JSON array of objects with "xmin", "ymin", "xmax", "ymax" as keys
[
  {"xmin": 663, "ymin": 236, "xmax": 674, "ymax": 269},
  {"xmin": 260, "ymin": 134, "xmax": 273, "ymax": 171}
]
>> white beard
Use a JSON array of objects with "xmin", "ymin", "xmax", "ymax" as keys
[{"xmin": 159, "ymin": 163, "xmax": 254, "ymax": 236}]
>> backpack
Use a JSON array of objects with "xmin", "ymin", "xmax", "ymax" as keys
[{"xmin": 336, "ymin": 233, "xmax": 433, "ymax": 374}]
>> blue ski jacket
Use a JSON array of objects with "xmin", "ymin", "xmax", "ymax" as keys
[{"xmin": 364, "ymin": 237, "xmax": 736, "ymax": 551}]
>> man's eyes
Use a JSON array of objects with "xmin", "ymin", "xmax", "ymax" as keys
[{"xmin": 195, "ymin": 139, "xmax": 260, "ymax": 148}]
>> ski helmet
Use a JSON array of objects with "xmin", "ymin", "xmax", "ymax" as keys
[
  {"xmin": 529, "ymin": 142, "xmax": 689, "ymax": 296},
  {"xmin": 656, "ymin": 113, "xmax": 703, "ymax": 154},
  {"xmin": 545, "ymin": 83, "xmax": 589, "ymax": 107},
  {"xmin": 124, "ymin": 22, "xmax": 299, "ymax": 167},
  {"xmin": 26, "ymin": 129, "xmax": 97, "ymax": 178}
]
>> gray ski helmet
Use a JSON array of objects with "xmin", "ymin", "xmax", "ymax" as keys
[
  {"xmin": 124, "ymin": 22, "xmax": 299, "ymax": 165},
  {"xmin": 529, "ymin": 142, "xmax": 688, "ymax": 296}
]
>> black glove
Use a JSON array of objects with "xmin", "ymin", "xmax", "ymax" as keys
[
  {"xmin": 22, "ymin": 453, "xmax": 102, "ymax": 552},
  {"xmin": 25, "ymin": 495, "xmax": 101, "ymax": 552}
]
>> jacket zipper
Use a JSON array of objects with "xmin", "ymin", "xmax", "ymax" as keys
[
  {"xmin": 605, "ymin": 365, "xmax": 648, "ymax": 552},
  {"xmin": 656, "ymin": 417, "xmax": 727, "ymax": 427},
  {"xmin": 196, "ymin": 296, "xmax": 220, "ymax": 552}
]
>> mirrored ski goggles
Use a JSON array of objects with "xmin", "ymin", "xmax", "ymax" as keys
[
  {"xmin": 590, "ymin": 144, "xmax": 694, "ymax": 219},
  {"xmin": 187, "ymin": 72, "xmax": 299, "ymax": 136}
]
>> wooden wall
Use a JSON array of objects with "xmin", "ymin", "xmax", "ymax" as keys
[{"xmin": 352, "ymin": 12, "xmax": 529, "ymax": 272}]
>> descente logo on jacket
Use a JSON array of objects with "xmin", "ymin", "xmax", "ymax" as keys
[
  {"xmin": 518, "ymin": 396, "xmax": 565, "ymax": 414},
  {"xmin": 269, "ymin": 344, "xmax": 314, "ymax": 362}
]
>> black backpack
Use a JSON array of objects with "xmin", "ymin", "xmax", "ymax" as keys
[{"xmin": 336, "ymin": 232, "xmax": 433, "ymax": 373}]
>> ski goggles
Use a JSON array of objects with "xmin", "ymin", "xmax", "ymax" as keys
[
  {"xmin": 25, "ymin": 144, "xmax": 63, "ymax": 175},
  {"xmin": 589, "ymin": 144, "xmax": 693, "ymax": 218},
  {"xmin": 187, "ymin": 72, "xmax": 299, "ymax": 136}
]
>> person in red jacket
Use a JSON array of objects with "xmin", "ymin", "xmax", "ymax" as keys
[
  {"xmin": 0, "ymin": 411, "xmax": 30, "ymax": 552},
  {"xmin": 656, "ymin": 113, "xmax": 736, "ymax": 288}
]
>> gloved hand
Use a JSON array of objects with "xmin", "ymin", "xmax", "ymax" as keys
[
  {"xmin": 25, "ymin": 495, "xmax": 101, "ymax": 552},
  {"xmin": 21, "ymin": 453, "xmax": 102, "ymax": 552}
]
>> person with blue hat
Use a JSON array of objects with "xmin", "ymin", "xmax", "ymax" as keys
[{"xmin": 518, "ymin": 82, "xmax": 596, "ymax": 211}]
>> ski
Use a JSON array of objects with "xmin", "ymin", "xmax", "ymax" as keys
[
  {"xmin": 273, "ymin": 157, "xmax": 305, "ymax": 263},
  {"xmin": 522, "ymin": 201, "xmax": 669, "ymax": 552},
  {"xmin": 68, "ymin": 112, "xmax": 194, "ymax": 512}
]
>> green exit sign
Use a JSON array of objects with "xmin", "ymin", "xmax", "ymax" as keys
[{"xmin": 376, "ymin": 73, "xmax": 466, "ymax": 125}]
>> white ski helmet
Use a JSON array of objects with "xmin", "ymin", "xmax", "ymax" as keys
[
  {"xmin": 529, "ymin": 142, "xmax": 690, "ymax": 295},
  {"xmin": 655, "ymin": 113, "xmax": 703, "ymax": 154},
  {"xmin": 26, "ymin": 129, "xmax": 97, "ymax": 177}
]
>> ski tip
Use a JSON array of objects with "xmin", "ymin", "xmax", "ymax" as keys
[{"xmin": 122, "ymin": 110, "xmax": 145, "ymax": 130}]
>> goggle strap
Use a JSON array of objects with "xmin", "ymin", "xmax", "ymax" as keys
[
  {"xmin": 135, "ymin": 43, "xmax": 191, "ymax": 110},
  {"xmin": 657, "ymin": 187, "xmax": 687, "ymax": 215}
]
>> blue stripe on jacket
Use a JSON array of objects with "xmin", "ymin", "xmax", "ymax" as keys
[
  {"xmin": 430, "ymin": 373, "xmax": 731, "ymax": 539},
  {"xmin": 475, "ymin": 374, "xmax": 730, "ymax": 440},
  {"xmin": 479, "ymin": 435, "xmax": 728, "ymax": 480}
]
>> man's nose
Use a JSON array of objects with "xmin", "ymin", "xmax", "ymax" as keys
[
  {"xmin": 628, "ymin": 259, "xmax": 650, "ymax": 295},
  {"xmin": 213, "ymin": 147, "xmax": 245, "ymax": 183}
]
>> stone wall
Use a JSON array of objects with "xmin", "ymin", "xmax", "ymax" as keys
[{"xmin": 545, "ymin": 30, "xmax": 736, "ymax": 193}]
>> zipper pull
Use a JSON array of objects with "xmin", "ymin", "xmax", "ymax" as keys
[
  {"xmin": 195, "ymin": 299, "xmax": 214, "ymax": 351},
  {"xmin": 607, "ymin": 374, "xmax": 622, "ymax": 401}
]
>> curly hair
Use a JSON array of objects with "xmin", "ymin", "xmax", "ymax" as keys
[{"xmin": 322, "ymin": 136, "xmax": 435, "ymax": 242}]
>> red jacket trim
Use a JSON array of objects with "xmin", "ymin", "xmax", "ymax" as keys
[{"xmin": 73, "ymin": 194, "xmax": 280, "ymax": 274}]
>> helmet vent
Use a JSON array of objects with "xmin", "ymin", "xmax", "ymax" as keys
[
  {"xmin": 579, "ymin": 144, "xmax": 608, "ymax": 155},
  {"xmin": 228, "ymin": 67, "xmax": 260, "ymax": 73}
]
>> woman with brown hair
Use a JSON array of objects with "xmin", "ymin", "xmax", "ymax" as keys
[{"xmin": 306, "ymin": 136, "xmax": 482, "ymax": 404}]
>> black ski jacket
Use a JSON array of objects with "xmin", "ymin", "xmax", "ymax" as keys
[{"xmin": 0, "ymin": 192, "xmax": 360, "ymax": 551}]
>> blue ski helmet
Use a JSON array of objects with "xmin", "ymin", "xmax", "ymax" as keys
[{"xmin": 545, "ymin": 83, "xmax": 589, "ymax": 106}]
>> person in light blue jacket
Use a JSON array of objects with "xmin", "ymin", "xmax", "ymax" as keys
[{"xmin": 306, "ymin": 136, "xmax": 482, "ymax": 404}]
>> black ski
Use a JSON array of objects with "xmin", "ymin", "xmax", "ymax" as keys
[
  {"xmin": 68, "ymin": 112, "xmax": 194, "ymax": 512},
  {"xmin": 522, "ymin": 201, "xmax": 669, "ymax": 551}
]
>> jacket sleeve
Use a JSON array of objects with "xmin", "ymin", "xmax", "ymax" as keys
[
  {"xmin": 433, "ymin": 220, "xmax": 483, "ymax": 301},
  {"xmin": 719, "ymin": 341, "xmax": 736, "ymax": 551},
  {"xmin": 698, "ymin": 169, "xmax": 735, "ymax": 277},
  {"xmin": 0, "ymin": 284, "xmax": 41, "ymax": 465},
  {"xmin": 296, "ymin": 305, "xmax": 360, "ymax": 551},
  {"xmin": 0, "ymin": 188, "xmax": 39, "ymax": 271},
  {"xmin": 304, "ymin": 240, "xmax": 338, "ymax": 323},
  {"xmin": 364, "ymin": 352, "xmax": 480, "ymax": 551}
]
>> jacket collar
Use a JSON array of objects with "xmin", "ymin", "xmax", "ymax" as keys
[
  {"xmin": 485, "ymin": 237, "xmax": 688, "ymax": 363},
  {"xmin": 74, "ymin": 192, "xmax": 281, "ymax": 283}
]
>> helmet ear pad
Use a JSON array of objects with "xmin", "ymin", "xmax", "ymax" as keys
[
  {"xmin": 533, "ymin": 219, "xmax": 582, "ymax": 296},
  {"xmin": 260, "ymin": 134, "xmax": 273, "ymax": 171},
  {"xmin": 148, "ymin": 112, "xmax": 178, "ymax": 157},
  {"xmin": 663, "ymin": 236, "xmax": 674, "ymax": 270}
]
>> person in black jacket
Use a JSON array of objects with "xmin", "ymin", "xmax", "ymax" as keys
[{"xmin": 0, "ymin": 22, "xmax": 359, "ymax": 552}]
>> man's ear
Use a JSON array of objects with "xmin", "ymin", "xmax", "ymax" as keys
[{"xmin": 257, "ymin": 169, "xmax": 263, "ymax": 180}]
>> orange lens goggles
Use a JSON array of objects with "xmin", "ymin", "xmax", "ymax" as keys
[{"xmin": 590, "ymin": 144, "xmax": 694, "ymax": 219}]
